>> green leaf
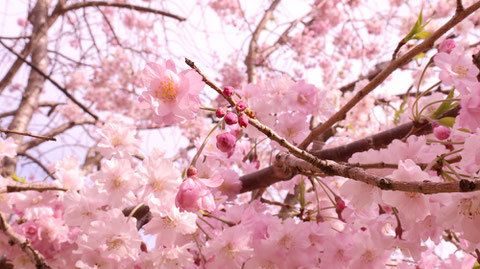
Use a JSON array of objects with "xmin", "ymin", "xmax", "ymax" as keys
[
  {"xmin": 458, "ymin": 128, "xmax": 472, "ymax": 133},
  {"xmin": 438, "ymin": 117, "xmax": 455, "ymax": 127},
  {"xmin": 404, "ymin": 8, "xmax": 424, "ymax": 41},
  {"xmin": 413, "ymin": 30, "xmax": 432, "ymax": 40},
  {"xmin": 432, "ymin": 89, "xmax": 455, "ymax": 118},
  {"xmin": 11, "ymin": 173, "xmax": 25, "ymax": 183},
  {"xmin": 472, "ymin": 261, "xmax": 480, "ymax": 269}
]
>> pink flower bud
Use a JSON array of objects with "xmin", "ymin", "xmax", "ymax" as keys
[
  {"xmin": 236, "ymin": 101, "xmax": 247, "ymax": 112},
  {"xmin": 187, "ymin": 167, "xmax": 197, "ymax": 177},
  {"xmin": 224, "ymin": 112, "xmax": 238, "ymax": 125},
  {"xmin": 434, "ymin": 126, "xmax": 450, "ymax": 140},
  {"xmin": 238, "ymin": 114, "xmax": 248, "ymax": 128},
  {"xmin": 438, "ymin": 39, "xmax": 456, "ymax": 54},
  {"xmin": 223, "ymin": 86, "xmax": 234, "ymax": 97},
  {"xmin": 216, "ymin": 132, "xmax": 236, "ymax": 153},
  {"xmin": 175, "ymin": 177, "xmax": 216, "ymax": 213},
  {"xmin": 215, "ymin": 107, "xmax": 226, "ymax": 118}
]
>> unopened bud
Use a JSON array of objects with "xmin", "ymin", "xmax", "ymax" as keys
[
  {"xmin": 225, "ymin": 112, "xmax": 238, "ymax": 125},
  {"xmin": 223, "ymin": 86, "xmax": 234, "ymax": 97}
]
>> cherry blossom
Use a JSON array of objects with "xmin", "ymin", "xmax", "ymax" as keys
[{"xmin": 139, "ymin": 60, "xmax": 205, "ymax": 125}]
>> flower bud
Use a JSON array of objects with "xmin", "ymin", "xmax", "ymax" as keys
[
  {"xmin": 224, "ymin": 112, "xmax": 238, "ymax": 125},
  {"xmin": 216, "ymin": 132, "xmax": 236, "ymax": 153},
  {"xmin": 215, "ymin": 107, "xmax": 226, "ymax": 118},
  {"xmin": 438, "ymin": 39, "xmax": 456, "ymax": 54},
  {"xmin": 236, "ymin": 101, "xmax": 247, "ymax": 112},
  {"xmin": 434, "ymin": 126, "xmax": 450, "ymax": 140},
  {"xmin": 186, "ymin": 167, "xmax": 197, "ymax": 177},
  {"xmin": 223, "ymin": 86, "xmax": 234, "ymax": 97},
  {"xmin": 175, "ymin": 177, "xmax": 216, "ymax": 213},
  {"xmin": 238, "ymin": 114, "xmax": 248, "ymax": 128}
]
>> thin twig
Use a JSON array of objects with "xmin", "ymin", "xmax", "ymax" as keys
[
  {"xmin": 0, "ymin": 128, "xmax": 56, "ymax": 141},
  {"xmin": 0, "ymin": 40, "xmax": 99, "ymax": 121},
  {"xmin": 244, "ymin": 0, "xmax": 281, "ymax": 83},
  {"xmin": 61, "ymin": 1, "xmax": 186, "ymax": 21}
]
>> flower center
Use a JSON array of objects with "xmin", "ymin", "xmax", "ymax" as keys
[
  {"xmin": 111, "ymin": 137, "xmax": 121, "ymax": 147},
  {"xmin": 457, "ymin": 198, "xmax": 480, "ymax": 218},
  {"xmin": 155, "ymin": 78, "xmax": 178, "ymax": 102},
  {"xmin": 113, "ymin": 178, "xmax": 122, "ymax": 188},
  {"xmin": 106, "ymin": 237, "xmax": 123, "ymax": 251},
  {"xmin": 222, "ymin": 243, "xmax": 238, "ymax": 259},
  {"xmin": 361, "ymin": 249, "xmax": 375, "ymax": 263},
  {"xmin": 153, "ymin": 180, "xmax": 165, "ymax": 191},
  {"xmin": 455, "ymin": 65, "xmax": 469, "ymax": 78}
]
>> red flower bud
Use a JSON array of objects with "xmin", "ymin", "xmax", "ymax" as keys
[
  {"xmin": 236, "ymin": 101, "xmax": 247, "ymax": 112},
  {"xmin": 215, "ymin": 107, "xmax": 226, "ymax": 118},
  {"xmin": 224, "ymin": 112, "xmax": 238, "ymax": 125},
  {"xmin": 223, "ymin": 86, "xmax": 234, "ymax": 97},
  {"xmin": 186, "ymin": 167, "xmax": 197, "ymax": 177},
  {"xmin": 238, "ymin": 114, "xmax": 248, "ymax": 128}
]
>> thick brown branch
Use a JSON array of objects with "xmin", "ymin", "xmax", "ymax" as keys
[
  {"xmin": 276, "ymin": 152, "xmax": 480, "ymax": 194},
  {"xmin": 61, "ymin": 1, "xmax": 186, "ymax": 21},
  {"xmin": 311, "ymin": 105, "xmax": 460, "ymax": 162},
  {"xmin": 0, "ymin": 212, "xmax": 51, "ymax": 269},
  {"xmin": 298, "ymin": 1, "xmax": 480, "ymax": 150}
]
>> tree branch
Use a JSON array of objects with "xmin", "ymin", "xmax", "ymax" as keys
[
  {"xmin": 0, "ymin": 129, "xmax": 56, "ymax": 141},
  {"xmin": 18, "ymin": 120, "xmax": 96, "ymax": 152},
  {"xmin": 61, "ymin": 1, "xmax": 186, "ymax": 21},
  {"xmin": 275, "ymin": 152, "xmax": 480, "ymax": 194},
  {"xmin": 0, "ymin": 183, "xmax": 66, "ymax": 194},
  {"xmin": 18, "ymin": 152, "xmax": 56, "ymax": 180}
]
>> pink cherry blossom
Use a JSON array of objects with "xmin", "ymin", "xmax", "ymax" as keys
[
  {"xmin": 175, "ymin": 176, "xmax": 217, "ymax": 213},
  {"xmin": 434, "ymin": 47, "xmax": 479, "ymax": 94},
  {"xmin": 96, "ymin": 120, "xmax": 140, "ymax": 159},
  {"xmin": 381, "ymin": 159, "xmax": 434, "ymax": 222},
  {"xmin": 139, "ymin": 60, "xmax": 204, "ymax": 125},
  {"xmin": 438, "ymin": 39, "xmax": 456, "ymax": 54}
]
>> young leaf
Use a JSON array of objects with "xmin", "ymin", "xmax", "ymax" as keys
[{"xmin": 438, "ymin": 117, "xmax": 455, "ymax": 127}]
